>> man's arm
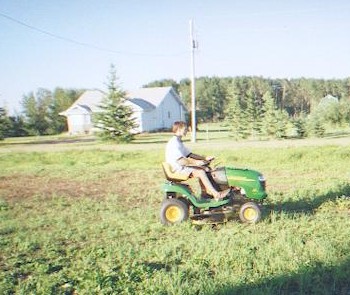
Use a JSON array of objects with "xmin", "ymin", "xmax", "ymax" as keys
[
  {"xmin": 188, "ymin": 153, "xmax": 214, "ymax": 161},
  {"xmin": 187, "ymin": 153, "xmax": 205, "ymax": 160},
  {"xmin": 176, "ymin": 153, "xmax": 214, "ymax": 167},
  {"xmin": 177, "ymin": 156, "xmax": 204, "ymax": 166}
]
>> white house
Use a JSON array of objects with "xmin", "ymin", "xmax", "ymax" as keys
[{"xmin": 60, "ymin": 87, "xmax": 187, "ymax": 135}]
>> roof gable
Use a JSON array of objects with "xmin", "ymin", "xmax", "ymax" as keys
[
  {"xmin": 60, "ymin": 104, "xmax": 91, "ymax": 115},
  {"xmin": 71, "ymin": 90, "xmax": 105, "ymax": 112},
  {"xmin": 127, "ymin": 86, "xmax": 187, "ymax": 110},
  {"xmin": 320, "ymin": 94, "xmax": 338, "ymax": 104},
  {"xmin": 127, "ymin": 98, "xmax": 155, "ymax": 111},
  {"xmin": 127, "ymin": 87, "xmax": 173, "ymax": 107}
]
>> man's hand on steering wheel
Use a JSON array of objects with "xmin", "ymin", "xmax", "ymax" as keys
[{"xmin": 205, "ymin": 156, "xmax": 215, "ymax": 162}]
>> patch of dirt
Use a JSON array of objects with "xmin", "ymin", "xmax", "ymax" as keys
[
  {"xmin": 0, "ymin": 170, "xmax": 162, "ymax": 207},
  {"xmin": 0, "ymin": 175, "xmax": 109, "ymax": 201}
]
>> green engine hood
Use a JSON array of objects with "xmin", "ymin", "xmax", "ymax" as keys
[{"xmin": 212, "ymin": 166, "xmax": 267, "ymax": 200}]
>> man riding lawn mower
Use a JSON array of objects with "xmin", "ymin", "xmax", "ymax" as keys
[{"xmin": 161, "ymin": 121, "xmax": 267, "ymax": 225}]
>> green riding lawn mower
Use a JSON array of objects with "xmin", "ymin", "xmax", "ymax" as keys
[{"xmin": 160, "ymin": 160, "xmax": 267, "ymax": 225}]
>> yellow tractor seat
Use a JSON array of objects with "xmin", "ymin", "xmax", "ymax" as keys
[{"xmin": 162, "ymin": 162, "xmax": 189, "ymax": 182}]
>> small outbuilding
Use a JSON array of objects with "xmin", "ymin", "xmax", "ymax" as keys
[
  {"xmin": 60, "ymin": 87, "xmax": 187, "ymax": 135},
  {"xmin": 319, "ymin": 94, "xmax": 339, "ymax": 106}
]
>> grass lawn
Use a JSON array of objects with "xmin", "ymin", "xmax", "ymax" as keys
[{"xmin": 0, "ymin": 132, "xmax": 350, "ymax": 294}]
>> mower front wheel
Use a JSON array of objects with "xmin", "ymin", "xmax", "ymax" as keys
[
  {"xmin": 160, "ymin": 198, "xmax": 189, "ymax": 225},
  {"xmin": 239, "ymin": 202, "xmax": 261, "ymax": 224}
]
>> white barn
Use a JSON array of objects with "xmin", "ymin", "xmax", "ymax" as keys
[{"xmin": 60, "ymin": 87, "xmax": 187, "ymax": 135}]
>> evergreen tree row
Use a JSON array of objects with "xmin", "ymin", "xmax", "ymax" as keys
[
  {"xmin": 145, "ymin": 76, "xmax": 350, "ymax": 121},
  {"xmin": 144, "ymin": 76, "xmax": 350, "ymax": 139}
]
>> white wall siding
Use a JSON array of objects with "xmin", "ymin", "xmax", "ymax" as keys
[
  {"xmin": 141, "ymin": 110, "xmax": 157, "ymax": 132},
  {"xmin": 68, "ymin": 114, "xmax": 91, "ymax": 135},
  {"xmin": 131, "ymin": 111, "xmax": 142, "ymax": 133},
  {"xmin": 161, "ymin": 93, "xmax": 184, "ymax": 129}
]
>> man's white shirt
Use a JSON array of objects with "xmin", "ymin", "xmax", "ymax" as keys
[{"xmin": 165, "ymin": 136, "xmax": 191, "ymax": 172}]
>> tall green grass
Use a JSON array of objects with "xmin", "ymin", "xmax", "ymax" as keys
[{"xmin": 0, "ymin": 139, "xmax": 349, "ymax": 294}]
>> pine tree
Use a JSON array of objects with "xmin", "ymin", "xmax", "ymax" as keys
[
  {"xmin": 274, "ymin": 110, "xmax": 289, "ymax": 139},
  {"xmin": 261, "ymin": 91, "xmax": 278, "ymax": 137},
  {"xmin": 261, "ymin": 91, "xmax": 289, "ymax": 139},
  {"xmin": 7, "ymin": 115, "xmax": 28, "ymax": 137},
  {"xmin": 0, "ymin": 108, "xmax": 10, "ymax": 140},
  {"xmin": 225, "ymin": 85, "xmax": 249, "ymax": 139},
  {"xmin": 292, "ymin": 113, "xmax": 307, "ymax": 138},
  {"xmin": 94, "ymin": 65, "xmax": 137, "ymax": 143},
  {"xmin": 245, "ymin": 89, "xmax": 263, "ymax": 138},
  {"xmin": 308, "ymin": 114, "xmax": 326, "ymax": 137}
]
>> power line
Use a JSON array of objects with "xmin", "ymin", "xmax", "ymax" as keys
[{"xmin": 0, "ymin": 11, "xmax": 188, "ymax": 57}]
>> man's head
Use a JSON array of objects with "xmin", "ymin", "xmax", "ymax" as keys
[{"xmin": 172, "ymin": 121, "xmax": 188, "ymax": 136}]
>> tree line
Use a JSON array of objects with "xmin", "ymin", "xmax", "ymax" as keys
[
  {"xmin": 144, "ymin": 76, "xmax": 350, "ymax": 139},
  {"xmin": 0, "ymin": 88, "xmax": 84, "ymax": 139},
  {"xmin": 1, "ymin": 76, "xmax": 350, "ymax": 140}
]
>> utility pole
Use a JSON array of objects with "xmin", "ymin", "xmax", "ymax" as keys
[{"xmin": 190, "ymin": 19, "xmax": 197, "ymax": 143}]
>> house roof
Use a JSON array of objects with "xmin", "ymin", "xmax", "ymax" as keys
[
  {"xmin": 60, "ymin": 86, "xmax": 186, "ymax": 116},
  {"xmin": 127, "ymin": 86, "xmax": 186, "ymax": 109},
  {"xmin": 127, "ymin": 98, "xmax": 155, "ymax": 111},
  {"xmin": 71, "ymin": 89, "xmax": 105, "ymax": 112},
  {"xmin": 61, "ymin": 104, "xmax": 92, "ymax": 115},
  {"xmin": 320, "ymin": 94, "xmax": 338, "ymax": 103}
]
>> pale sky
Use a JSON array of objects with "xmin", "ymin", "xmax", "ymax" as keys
[{"xmin": 1, "ymin": 0, "xmax": 350, "ymax": 114}]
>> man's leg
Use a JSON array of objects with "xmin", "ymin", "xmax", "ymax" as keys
[
  {"xmin": 192, "ymin": 168, "xmax": 230, "ymax": 200},
  {"xmin": 192, "ymin": 169, "xmax": 218, "ymax": 197}
]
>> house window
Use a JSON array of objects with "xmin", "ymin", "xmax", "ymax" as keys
[{"xmin": 168, "ymin": 111, "xmax": 171, "ymax": 118}]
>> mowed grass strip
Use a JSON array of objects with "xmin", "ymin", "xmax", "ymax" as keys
[{"xmin": 0, "ymin": 138, "xmax": 349, "ymax": 294}]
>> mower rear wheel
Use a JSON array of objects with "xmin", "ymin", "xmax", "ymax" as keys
[
  {"xmin": 239, "ymin": 202, "xmax": 261, "ymax": 224},
  {"xmin": 160, "ymin": 198, "xmax": 189, "ymax": 225}
]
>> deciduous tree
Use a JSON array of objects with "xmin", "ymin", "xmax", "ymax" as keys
[{"xmin": 21, "ymin": 89, "xmax": 52, "ymax": 135}]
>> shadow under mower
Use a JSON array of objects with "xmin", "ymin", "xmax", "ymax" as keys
[{"xmin": 160, "ymin": 160, "xmax": 267, "ymax": 225}]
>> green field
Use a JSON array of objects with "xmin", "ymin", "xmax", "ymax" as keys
[{"xmin": 0, "ymin": 132, "xmax": 350, "ymax": 294}]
